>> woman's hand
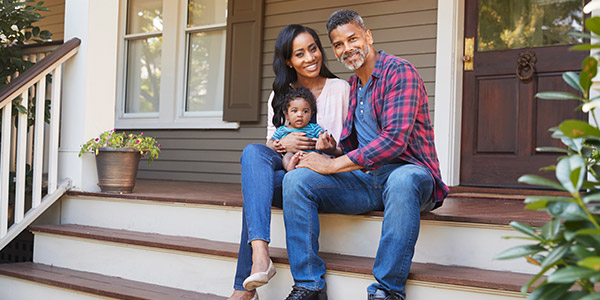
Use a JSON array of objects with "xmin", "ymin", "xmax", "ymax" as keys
[{"xmin": 279, "ymin": 132, "xmax": 316, "ymax": 153}]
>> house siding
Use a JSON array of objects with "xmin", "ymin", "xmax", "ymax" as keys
[
  {"xmin": 137, "ymin": 0, "xmax": 438, "ymax": 183},
  {"xmin": 34, "ymin": 0, "xmax": 65, "ymax": 41}
]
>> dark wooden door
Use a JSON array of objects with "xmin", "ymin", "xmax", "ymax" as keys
[{"xmin": 460, "ymin": 0, "xmax": 588, "ymax": 187}]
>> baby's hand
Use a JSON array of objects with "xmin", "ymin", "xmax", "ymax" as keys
[{"xmin": 316, "ymin": 131, "xmax": 337, "ymax": 154}]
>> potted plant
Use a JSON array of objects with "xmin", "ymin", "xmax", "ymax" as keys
[
  {"xmin": 79, "ymin": 129, "xmax": 160, "ymax": 193},
  {"xmin": 495, "ymin": 16, "xmax": 600, "ymax": 299}
]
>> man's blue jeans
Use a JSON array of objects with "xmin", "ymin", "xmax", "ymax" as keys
[
  {"xmin": 282, "ymin": 163, "xmax": 435, "ymax": 299},
  {"xmin": 233, "ymin": 143, "xmax": 285, "ymax": 291}
]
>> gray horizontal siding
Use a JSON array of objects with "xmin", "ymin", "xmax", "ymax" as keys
[{"xmin": 137, "ymin": 0, "xmax": 438, "ymax": 183}]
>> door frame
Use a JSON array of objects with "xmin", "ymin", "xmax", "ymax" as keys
[{"xmin": 434, "ymin": 0, "xmax": 465, "ymax": 186}]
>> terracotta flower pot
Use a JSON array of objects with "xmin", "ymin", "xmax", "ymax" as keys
[{"xmin": 95, "ymin": 147, "xmax": 141, "ymax": 193}]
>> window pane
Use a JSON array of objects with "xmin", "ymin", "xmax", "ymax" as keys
[
  {"xmin": 125, "ymin": 37, "xmax": 162, "ymax": 113},
  {"xmin": 127, "ymin": 0, "xmax": 163, "ymax": 34},
  {"xmin": 478, "ymin": 0, "xmax": 583, "ymax": 51},
  {"xmin": 186, "ymin": 30, "xmax": 226, "ymax": 112},
  {"xmin": 188, "ymin": 0, "xmax": 227, "ymax": 27}
]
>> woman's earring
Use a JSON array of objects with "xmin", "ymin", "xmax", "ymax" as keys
[{"xmin": 288, "ymin": 65, "xmax": 293, "ymax": 69}]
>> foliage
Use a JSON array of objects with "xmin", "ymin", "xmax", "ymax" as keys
[
  {"xmin": 1, "ymin": 0, "xmax": 52, "ymax": 88},
  {"xmin": 78, "ymin": 130, "xmax": 161, "ymax": 165},
  {"xmin": 478, "ymin": 0, "xmax": 582, "ymax": 51},
  {"xmin": 495, "ymin": 16, "xmax": 600, "ymax": 299}
]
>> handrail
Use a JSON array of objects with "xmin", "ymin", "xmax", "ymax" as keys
[
  {"xmin": 0, "ymin": 38, "xmax": 81, "ymax": 105},
  {"xmin": 0, "ymin": 37, "xmax": 80, "ymax": 251}
]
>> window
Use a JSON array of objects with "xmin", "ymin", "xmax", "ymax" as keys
[{"xmin": 117, "ymin": 0, "xmax": 237, "ymax": 129}]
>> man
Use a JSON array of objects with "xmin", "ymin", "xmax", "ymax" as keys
[{"xmin": 282, "ymin": 9, "xmax": 449, "ymax": 300}]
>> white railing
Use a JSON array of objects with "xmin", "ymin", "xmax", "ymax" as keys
[{"xmin": 0, "ymin": 38, "xmax": 80, "ymax": 250}]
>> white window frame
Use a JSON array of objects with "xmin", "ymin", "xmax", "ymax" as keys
[{"xmin": 115, "ymin": 0, "xmax": 239, "ymax": 129}]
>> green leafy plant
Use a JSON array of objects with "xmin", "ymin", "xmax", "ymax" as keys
[
  {"xmin": 1, "ymin": 0, "xmax": 52, "ymax": 88},
  {"xmin": 495, "ymin": 16, "xmax": 600, "ymax": 299},
  {"xmin": 78, "ymin": 130, "xmax": 161, "ymax": 165}
]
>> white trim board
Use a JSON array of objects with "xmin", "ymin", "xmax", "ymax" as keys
[{"xmin": 434, "ymin": 0, "xmax": 465, "ymax": 186}]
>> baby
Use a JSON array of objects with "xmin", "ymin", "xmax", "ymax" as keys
[{"xmin": 270, "ymin": 87, "xmax": 333, "ymax": 171}]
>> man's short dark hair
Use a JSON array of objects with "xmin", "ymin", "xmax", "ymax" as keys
[{"xmin": 326, "ymin": 9, "xmax": 367, "ymax": 36}]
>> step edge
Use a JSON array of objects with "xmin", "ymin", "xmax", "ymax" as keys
[
  {"xmin": 0, "ymin": 262, "xmax": 226, "ymax": 300},
  {"xmin": 30, "ymin": 224, "xmax": 535, "ymax": 293}
]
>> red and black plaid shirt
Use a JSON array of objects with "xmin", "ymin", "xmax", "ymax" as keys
[{"xmin": 339, "ymin": 51, "xmax": 449, "ymax": 206}]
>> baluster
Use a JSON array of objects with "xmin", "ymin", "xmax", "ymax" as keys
[
  {"xmin": 32, "ymin": 77, "xmax": 46, "ymax": 208},
  {"xmin": 48, "ymin": 66, "xmax": 62, "ymax": 193},
  {"xmin": 15, "ymin": 89, "xmax": 29, "ymax": 224},
  {"xmin": 0, "ymin": 102, "xmax": 12, "ymax": 237}
]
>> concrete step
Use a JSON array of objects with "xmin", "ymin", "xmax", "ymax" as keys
[
  {"xmin": 59, "ymin": 191, "xmax": 541, "ymax": 274},
  {"xmin": 0, "ymin": 262, "xmax": 225, "ymax": 300},
  {"xmin": 29, "ymin": 224, "xmax": 530, "ymax": 300}
]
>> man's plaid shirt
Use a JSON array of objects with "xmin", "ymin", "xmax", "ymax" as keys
[{"xmin": 339, "ymin": 50, "xmax": 449, "ymax": 207}]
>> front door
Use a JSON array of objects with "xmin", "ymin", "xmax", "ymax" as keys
[{"xmin": 460, "ymin": 0, "xmax": 588, "ymax": 188}]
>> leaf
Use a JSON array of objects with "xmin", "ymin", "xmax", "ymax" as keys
[
  {"xmin": 573, "ymin": 245, "xmax": 596, "ymax": 260},
  {"xmin": 494, "ymin": 244, "xmax": 545, "ymax": 260},
  {"xmin": 524, "ymin": 196, "xmax": 574, "ymax": 204},
  {"xmin": 541, "ymin": 243, "xmax": 570, "ymax": 268},
  {"xmin": 584, "ymin": 191, "xmax": 600, "ymax": 203},
  {"xmin": 579, "ymin": 256, "xmax": 600, "ymax": 271},
  {"xmin": 558, "ymin": 120, "xmax": 600, "ymax": 139},
  {"xmin": 563, "ymin": 71, "xmax": 584, "ymax": 93},
  {"xmin": 555, "ymin": 155, "xmax": 586, "ymax": 193},
  {"xmin": 536, "ymin": 146, "xmax": 569, "ymax": 154},
  {"xmin": 547, "ymin": 202, "xmax": 588, "ymax": 221},
  {"xmin": 583, "ymin": 100, "xmax": 600, "ymax": 113},
  {"xmin": 579, "ymin": 292, "xmax": 600, "ymax": 300},
  {"xmin": 586, "ymin": 16, "xmax": 600, "ymax": 36},
  {"xmin": 526, "ymin": 283, "xmax": 571, "ymax": 300},
  {"xmin": 541, "ymin": 219, "xmax": 561, "ymax": 240},
  {"xmin": 562, "ymin": 291, "xmax": 592, "ymax": 300},
  {"xmin": 509, "ymin": 221, "xmax": 540, "ymax": 240},
  {"xmin": 548, "ymin": 266, "xmax": 599, "ymax": 283},
  {"xmin": 536, "ymin": 91, "xmax": 584, "ymax": 101},
  {"xmin": 32, "ymin": 26, "xmax": 39, "ymax": 37},
  {"xmin": 571, "ymin": 44, "xmax": 600, "ymax": 51},
  {"xmin": 575, "ymin": 229, "xmax": 600, "ymax": 238},
  {"xmin": 526, "ymin": 200, "xmax": 548, "ymax": 210},
  {"xmin": 518, "ymin": 175, "xmax": 566, "ymax": 191},
  {"xmin": 581, "ymin": 57, "xmax": 599, "ymax": 93}
]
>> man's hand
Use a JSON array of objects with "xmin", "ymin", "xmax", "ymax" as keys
[
  {"xmin": 297, "ymin": 153, "xmax": 364, "ymax": 174},
  {"xmin": 279, "ymin": 132, "xmax": 317, "ymax": 153},
  {"xmin": 296, "ymin": 152, "xmax": 336, "ymax": 174}
]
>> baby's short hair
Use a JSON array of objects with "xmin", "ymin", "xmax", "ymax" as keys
[{"xmin": 283, "ymin": 87, "xmax": 317, "ymax": 116}]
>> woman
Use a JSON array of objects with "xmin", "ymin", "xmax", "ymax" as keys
[{"xmin": 228, "ymin": 24, "xmax": 349, "ymax": 300}]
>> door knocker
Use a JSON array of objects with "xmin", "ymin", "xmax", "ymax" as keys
[{"xmin": 516, "ymin": 50, "xmax": 536, "ymax": 83}]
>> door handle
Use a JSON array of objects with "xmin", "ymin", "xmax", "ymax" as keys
[{"xmin": 464, "ymin": 37, "xmax": 474, "ymax": 71}]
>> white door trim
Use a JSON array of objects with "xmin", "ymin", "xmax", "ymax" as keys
[{"xmin": 434, "ymin": 0, "xmax": 465, "ymax": 186}]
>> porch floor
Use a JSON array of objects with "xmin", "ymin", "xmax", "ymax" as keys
[{"xmin": 68, "ymin": 179, "xmax": 552, "ymax": 227}]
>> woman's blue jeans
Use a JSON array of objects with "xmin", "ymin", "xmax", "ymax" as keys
[
  {"xmin": 233, "ymin": 143, "xmax": 285, "ymax": 291},
  {"xmin": 282, "ymin": 163, "xmax": 434, "ymax": 299}
]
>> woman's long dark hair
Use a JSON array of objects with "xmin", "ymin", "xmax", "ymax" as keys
[{"xmin": 271, "ymin": 24, "xmax": 337, "ymax": 127}]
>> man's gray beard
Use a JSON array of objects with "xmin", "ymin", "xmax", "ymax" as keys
[{"xmin": 337, "ymin": 45, "xmax": 370, "ymax": 71}]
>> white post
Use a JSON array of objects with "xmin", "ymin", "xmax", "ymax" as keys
[
  {"xmin": 0, "ymin": 102, "xmax": 12, "ymax": 238},
  {"xmin": 59, "ymin": 0, "xmax": 120, "ymax": 191},
  {"xmin": 33, "ymin": 77, "xmax": 47, "ymax": 208},
  {"xmin": 434, "ymin": 0, "xmax": 465, "ymax": 186},
  {"xmin": 15, "ymin": 90, "xmax": 29, "ymax": 224}
]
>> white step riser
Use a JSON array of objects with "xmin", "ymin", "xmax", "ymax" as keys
[
  {"xmin": 0, "ymin": 275, "xmax": 113, "ymax": 300},
  {"xmin": 32, "ymin": 233, "xmax": 523, "ymax": 300},
  {"xmin": 60, "ymin": 196, "xmax": 537, "ymax": 274}
]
